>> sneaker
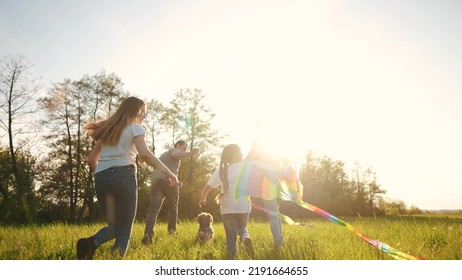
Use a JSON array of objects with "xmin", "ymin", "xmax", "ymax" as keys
[
  {"xmin": 242, "ymin": 236, "xmax": 255, "ymax": 256},
  {"xmin": 168, "ymin": 230, "xmax": 178, "ymax": 236},
  {"xmin": 77, "ymin": 237, "xmax": 96, "ymax": 260},
  {"xmin": 141, "ymin": 235, "xmax": 152, "ymax": 246}
]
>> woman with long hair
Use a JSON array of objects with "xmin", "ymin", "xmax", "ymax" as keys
[{"xmin": 77, "ymin": 96, "xmax": 178, "ymax": 259}]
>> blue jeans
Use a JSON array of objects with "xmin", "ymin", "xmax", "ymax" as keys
[
  {"xmin": 263, "ymin": 199, "xmax": 283, "ymax": 247},
  {"xmin": 221, "ymin": 213, "xmax": 250, "ymax": 259},
  {"xmin": 92, "ymin": 165, "xmax": 138, "ymax": 258},
  {"xmin": 143, "ymin": 179, "xmax": 179, "ymax": 238}
]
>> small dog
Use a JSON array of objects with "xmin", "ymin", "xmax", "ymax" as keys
[{"xmin": 196, "ymin": 212, "xmax": 214, "ymax": 244}]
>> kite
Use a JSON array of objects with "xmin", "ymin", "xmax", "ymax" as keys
[{"xmin": 234, "ymin": 157, "xmax": 423, "ymax": 260}]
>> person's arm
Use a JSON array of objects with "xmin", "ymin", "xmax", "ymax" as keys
[
  {"xmin": 87, "ymin": 141, "xmax": 102, "ymax": 172},
  {"xmin": 199, "ymin": 184, "xmax": 213, "ymax": 208},
  {"xmin": 134, "ymin": 134, "xmax": 179, "ymax": 185},
  {"xmin": 171, "ymin": 147, "xmax": 200, "ymax": 159}
]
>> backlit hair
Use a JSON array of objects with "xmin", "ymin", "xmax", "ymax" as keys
[
  {"xmin": 219, "ymin": 144, "xmax": 242, "ymax": 194},
  {"xmin": 84, "ymin": 96, "xmax": 145, "ymax": 146},
  {"xmin": 174, "ymin": 140, "xmax": 187, "ymax": 148}
]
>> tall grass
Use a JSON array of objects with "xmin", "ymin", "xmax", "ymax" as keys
[{"xmin": 1, "ymin": 215, "xmax": 461, "ymax": 260}]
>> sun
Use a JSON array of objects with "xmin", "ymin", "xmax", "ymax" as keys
[{"xmin": 252, "ymin": 117, "xmax": 308, "ymax": 164}]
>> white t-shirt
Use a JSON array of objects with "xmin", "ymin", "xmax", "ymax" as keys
[
  {"xmin": 207, "ymin": 161, "xmax": 251, "ymax": 214},
  {"xmin": 95, "ymin": 122, "xmax": 145, "ymax": 173}
]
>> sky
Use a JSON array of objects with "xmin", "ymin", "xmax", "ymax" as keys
[{"xmin": 1, "ymin": 0, "xmax": 461, "ymax": 210}]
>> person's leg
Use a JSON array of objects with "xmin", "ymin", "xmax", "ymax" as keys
[
  {"xmin": 164, "ymin": 183, "xmax": 179, "ymax": 233},
  {"xmin": 143, "ymin": 179, "xmax": 166, "ymax": 243},
  {"xmin": 78, "ymin": 168, "xmax": 116, "ymax": 259},
  {"xmin": 221, "ymin": 214, "xmax": 238, "ymax": 259},
  {"xmin": 111, "ymin": 165, "xmax": 138, "ymax": 257},
  {"xmin": 235, "ymin": 213, "xmax": 250, "ymax": 240},
  {"xmin": 92, "ymin": 192, "xmax": 117, "ymax": 246},
  {"xmin": 236, "ymin": 213, "xmax": 254, "ymax": 256},
  {"xmin": 263, "ymin": 199, "xmax": 283, "ymax": 247}
]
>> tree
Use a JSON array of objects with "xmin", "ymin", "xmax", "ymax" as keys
[
  {"xmin": 169, "ymin": 89, "xmax": 222, "ymax": 182},
  {"xmin": 299, "ymin": 153, "xmax": 388, "ymax": 217},
  {"xmin": 34, "ymin": 154, "xmax": 71, "ymax": 222},
  {"xmin": 166, "ymin": 88, "xmax": 223, "ymax": 218},
  {"xmin": 40, "ymin": 79, "xmax": 79, "ymax": 221},
  {"xmin": 350, "ymin": 164, "xmax": 387, "ymax": 215},
  {"xmin": 144, "ymin": 99, "xmax": 168, "ymax": 154},
  {"xmin": 300, "ymin": 153, "xmax": 353, "ymax": 216},
  {"xmin": 38, "ymin": 71, "xmax": 128, "ymax": 222},
  {"xmin": 0, "ymin": 146, "xmax": 16, "ymax": 222},
  {"xmin": 0, "ymin": 54, "xmax": 40, "ymax": 223},
  {"xmin": 0, "ymin": 145, "xmax": 37, "ymax": 223},
  {"xmin": 364, "ymin": 169, "xmax": 387, "ymax": 215},
  {"xmin": 379, "ymin": 199, "xmax": 407, "ymax": 215},
  {"xmin": 408, "ymin": 205, "xmax": 423, "ymax": 215}
]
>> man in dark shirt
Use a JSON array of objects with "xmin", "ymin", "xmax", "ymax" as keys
[{"xmin": 142, "ymin": 140, "xmax": 199, "ymax": 245}]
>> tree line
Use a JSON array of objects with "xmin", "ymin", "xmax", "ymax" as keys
[{"xmin": 0, "ymin": 54, "xmax": 421, "ymax": 225}]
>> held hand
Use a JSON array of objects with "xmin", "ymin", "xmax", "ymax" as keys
[
  {"xmin": 191, "ymin": 148, "xmax": 200, "ymax": 156},
  {"xmin": 199, "ymin": 198, "xmax": 206, "ymax": 208},
  {"xmin": 168, "ymin": 175, "xmax": 179, "ymax": 187}
]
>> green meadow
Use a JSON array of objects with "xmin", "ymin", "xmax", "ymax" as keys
[{"xmin": 1, "ymin": 215, "xmax": 461, "ymax": 260}]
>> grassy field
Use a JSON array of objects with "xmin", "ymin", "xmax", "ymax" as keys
[{"xmin": 1, "ymin": 215, "xmax": 461, "ymax": 260}]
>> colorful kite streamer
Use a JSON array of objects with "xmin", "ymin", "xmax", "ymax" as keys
[{"xmin": 234, "ymin": 157, "xmax": 422, "ymax": 260}]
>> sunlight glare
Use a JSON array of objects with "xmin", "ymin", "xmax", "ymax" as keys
[{"xmin": 253, "ymin": 114, "xmax": 308, "ymax": 163}]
